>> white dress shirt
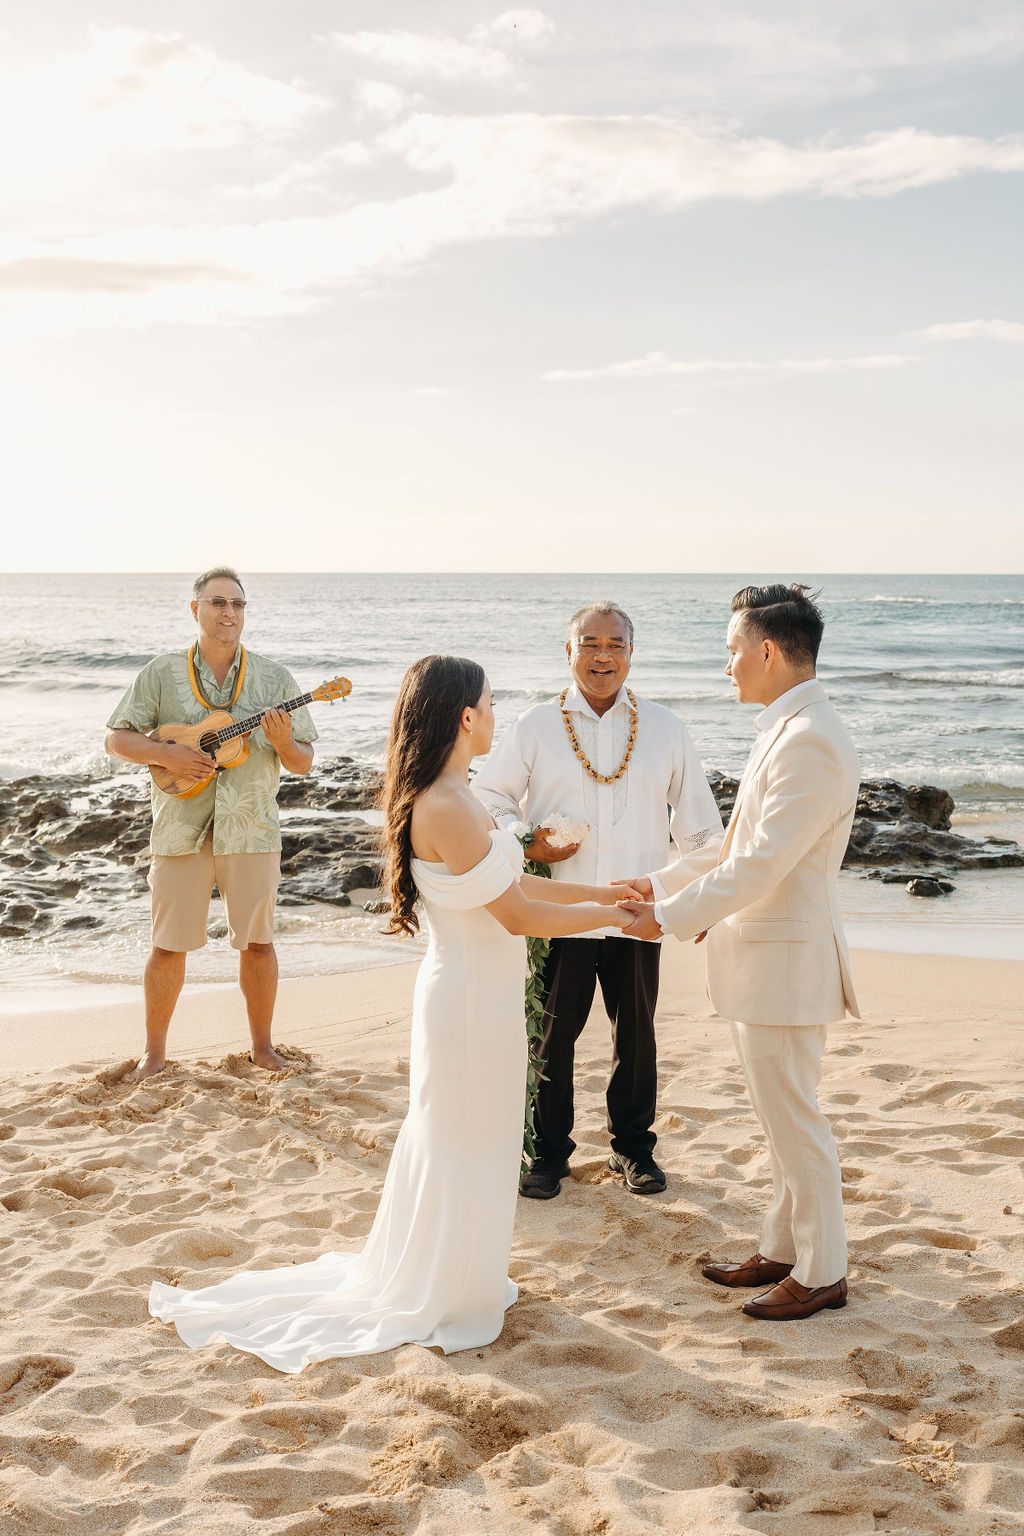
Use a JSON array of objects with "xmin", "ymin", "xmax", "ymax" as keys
[
  {"xmin": 651, "ymin": 678, "xmax": 822, "ymax": 927},
  {"xmin": 753, "ymin": 679, "xmax": 822, "ymax": 737},
  {"xmin": 474, "ymin": 683, "xmax": 723, "ymax": 941}
]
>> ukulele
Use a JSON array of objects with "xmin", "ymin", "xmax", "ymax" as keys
[{"xmin": 148, "ymin": 675, "xmax": 352, "ymax": 799}]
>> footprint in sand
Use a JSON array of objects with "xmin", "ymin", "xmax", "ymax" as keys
[
  {"xmin": 857, "ymin": 1223, "xmax": 976, "ymax": 1255},
  {"xmin": 990, "ymin": 1097, "xmax": 1024, "ymax": 1119},
  {"xmin": 974, "ymin": 1134, "xmax": 1024, "ymax": 1156},
  {"xmin": 237, "ymin": 1402, "xmax": 351, "ymax": 1450},
  {"xmin": 39, "ymin": 1171, "xmax": 116, "ymax": 1201},
  {"xmin": 990, "ymin": 1319, "xmax": 1024, "ymax": 1351},
  {"xmin": 901, "ymin": 1079, "xmax": 991, "ymax": 1106},
  {"xmin": 148, "ymin": 1227, "xmax": 256, "ymax": 1267},
  {"xmin": 0, "ymin": 1354, "xmax": 74, "ymax": 1414},
  {"xmin": 861, "ymin": 1062, "xmax": 915, "ymax": 1083}
]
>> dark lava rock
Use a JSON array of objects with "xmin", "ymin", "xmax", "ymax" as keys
[
  {"xmin": 1, "ymin": 757, "xmax": 1018, "ymax": 943},
  {"xmin": 0, "ymin": 757, "xmax": 384, "ymax": 944},
  {"xmin": 35, "ymin": 812, "xmax": 142, "ymax": 857},
  {"xmin": 707, "ymin": 770, "xmax": 739, "ymax": 824},
  {"xmin": 338, "ymin": 862, "xmax": 381, "ymax": 892},
  {"xmin": 3, "ymin": 901, "xmax": 38, "ymax": 926},
  {"xmin": 845, "ymin": 821, "xmax": 1023, "ymax": 871},
  {"xmin": 847, "ymin": 780, "xmax": 1021, "ymax": 871},
  {"xmin": 59, "ymin": 912, "xmax": 103, "ymax": 931},
  {"xmin": 906, "ymin": 877, "xmax": 955, "ymax": 897},
  {"xmin": 709, "ymin": 770, "xmax": 1022, "ymax": 876},
  {"xmin": 278, "ymin": 875, "xmax": 352, "ymax": 908},
  {"xmin": 15, "ymin": 794, "xmax": 73, "ymax": 831},
  {"xmin": 277, "ymin": 756, "xmax": 382, "ymax": 812},
  {"xmin": 855, "ymin": 781, "xmax": 954, "ymax": 831},
  {"xmin": 862, "ymin": 867, "xmax": 953, "ymax": 886}
]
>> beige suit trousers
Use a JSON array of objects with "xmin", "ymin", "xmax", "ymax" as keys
[{"xmin": 731, "ymin": 1022, "xmax": 847, "ymax": 1288}]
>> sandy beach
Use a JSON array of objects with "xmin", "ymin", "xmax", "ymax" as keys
[{"xmin": 2, "ymin": 943, "xmax": 1023, "ymax": 1535}]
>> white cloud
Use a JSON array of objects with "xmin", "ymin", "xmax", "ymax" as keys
[
  {"xmin": 354, "ymin": 79, "xmax": 410, "ymax": 119},
  {"xmin": 616, "ymin": 2, "xmax": 1024, "ymax": 115},
  {"xmin": 329, "ymin": 29, "xmax": 515, "ymax": 83},
  {"xmin": 0, "ymin": 256, "xmax": 237, "ymax": 293},
  {"xmin": 544, "ymin": 351, "xmax": 917, "ymax": 382},
  {"xmin": 328, "ymin": 11, "xmax": 554, "ymax": 85},
  {"xmin": 375, "ymin": 115, "xmax": 1024, "ymax": 224},
  {"xmin": 912, "ymin": 319, "xmax": 1024, "ymax": 342},
  {"xmin": 0, "ymin": 28, "xmax": 324, "ymax": 199},
  {"xmin": 3, "ymin": 114, "xmax": 1023, "ymax": 334}
]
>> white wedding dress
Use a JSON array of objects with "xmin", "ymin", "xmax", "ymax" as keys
[{"xmin": 149, "ymin": 828, "xmax": 527, "ymax": 1374}]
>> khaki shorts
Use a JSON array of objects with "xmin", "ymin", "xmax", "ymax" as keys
[{"xmin": 149, "ymin": 839, "xmax": 281, "ymax": 952}]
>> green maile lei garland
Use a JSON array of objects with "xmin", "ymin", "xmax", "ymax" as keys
[
  {"xmin": 519, "ymin": 854, "xmax": 552, "ymax": 1173},
  {"xmin": 510, "ymin": 820, "xmax": 587, "ymax": 1172}
]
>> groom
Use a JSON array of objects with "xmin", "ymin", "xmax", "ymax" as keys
[{"xmin": 620, "ymin": 584, "xmax": 860, "ymax": 1321}]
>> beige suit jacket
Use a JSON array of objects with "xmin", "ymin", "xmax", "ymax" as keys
[{"xmin": 654, "ymin": 683, "xmax": 860, "ymax": 1028}]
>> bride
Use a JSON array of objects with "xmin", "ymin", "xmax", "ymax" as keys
[{"xmin": 149, "ymin": 655, "xmax": 637, "ymax": 1372}]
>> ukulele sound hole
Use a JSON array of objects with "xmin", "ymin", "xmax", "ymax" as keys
[{"xmin": 198, "ymin": 733, "xmax": 220, "ymax": 757}]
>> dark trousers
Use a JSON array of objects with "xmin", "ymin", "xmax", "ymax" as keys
[{"xmin": 534, "ymin": 936, "xmax": 662, "ymax": 1163}]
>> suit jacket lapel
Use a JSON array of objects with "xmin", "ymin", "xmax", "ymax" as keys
[
  {"xmin": 717, "ymin": 717, "xmax": 787, "ymax": 862},
  {"xmin": 716, "ymin": 684, "xmax": 827, "ymax": 864}
]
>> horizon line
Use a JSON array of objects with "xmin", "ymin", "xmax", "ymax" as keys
[{"xmin": 2, "ymin": 570, "xmax": 1021, "ymax": 579}]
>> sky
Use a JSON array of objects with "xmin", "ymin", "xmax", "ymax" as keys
[{"xmin": 2, "ymin": 2, "xmax": 1022, "ymax": 573}]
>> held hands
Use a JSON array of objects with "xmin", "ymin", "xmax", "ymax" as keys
[
  {"xmin": 261, "ymin": 707, "xmax": 294, "ymax": 754},
  {"xmin": 612, "ymin": 875, "xmax": 708, "ymax": 945},
  {"xmin": 596, "ymin": 881, "xmax": 644, "ymax": 905},
  {"xmin": 615, "ymin": 901, "xmax": 664, "ymax": 941},
  {"xmin": 615, "ymin": 901, "xmax": 709, "ymax": 945}
]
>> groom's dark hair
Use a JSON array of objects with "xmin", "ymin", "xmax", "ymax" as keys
[{"xmin": 731, "ymin": 583, "xmax": 824, "ymax": 668}]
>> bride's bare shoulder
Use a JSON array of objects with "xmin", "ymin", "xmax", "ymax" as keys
[{"xmin": 411, "ymin": 781, "xmax": 493, "ymax": 868}]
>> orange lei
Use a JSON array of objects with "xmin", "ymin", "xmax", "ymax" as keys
[{"xmin": 559, "ymin": 687, "xmax": 639, "ymax": 784}]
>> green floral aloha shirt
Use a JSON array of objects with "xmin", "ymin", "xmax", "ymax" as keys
[{"xmin": 107, "ymin": 647, "xmax": 318, "ymax": 857}]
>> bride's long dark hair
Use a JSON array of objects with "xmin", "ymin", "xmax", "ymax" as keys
[{"xmin": 379, "ymin": 654, "xmax": 487, "ymax": 936}]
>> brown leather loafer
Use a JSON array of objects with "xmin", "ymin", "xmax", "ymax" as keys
[
  {"xmin": 742, "ymin": 1275, "xmax": 848, "ymax": 1320},
  {"xmin": 702, "ymin": 1253, "xmax": 795, "ymax": 1288}
]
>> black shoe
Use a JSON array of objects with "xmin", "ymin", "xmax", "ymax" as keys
[
  {"xmin": 608, "ymin": 1151, "xmax": 667, "ymax": 1194},
  {"xmin": 520, "ymin": 1158, "xmax": 570, "ymax": 1200}
]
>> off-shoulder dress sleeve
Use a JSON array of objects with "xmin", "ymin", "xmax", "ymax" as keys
[{"xmin": 412, "ymin": 841, "xmax": 517, "ymax": 910}]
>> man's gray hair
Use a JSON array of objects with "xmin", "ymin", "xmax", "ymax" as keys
[
  {"xmin": 193, "ymin": 566, "xmax": 245, "ymax": 600},
  {"xmin": 568, "ymin": 602, "xmax": 634, "ymax": 647}
]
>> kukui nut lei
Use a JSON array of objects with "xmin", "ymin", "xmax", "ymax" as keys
[{"xmin": 559, "ymin": 688, "xmax": 639, "ymax": 784}]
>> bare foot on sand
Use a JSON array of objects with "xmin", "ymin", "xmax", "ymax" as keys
[
  {"xmin": 130, "ymin": 1055, "xmax": 166, "ymax": 1083},
  {"xmin": 249, "ymin": 1046, "xmax": 289, "ymax": 1072}
]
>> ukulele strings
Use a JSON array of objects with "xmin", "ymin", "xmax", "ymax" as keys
[{"xmin": 212, "ymin": 693, "xmax": 315, "ymax": 745}]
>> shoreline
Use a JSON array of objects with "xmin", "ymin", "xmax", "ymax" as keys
[
  {"xmin": 2, "ymin": 945, "xmax": 1023, "ymax": 1077},
  {"xmin": 3, "ymin": 903, "xmax": 1023, "ymax": 1027}
]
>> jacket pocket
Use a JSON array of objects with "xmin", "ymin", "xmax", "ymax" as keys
[{"xmin": 739, "ymin": 920, "xmax": 809, "ymax": 942}]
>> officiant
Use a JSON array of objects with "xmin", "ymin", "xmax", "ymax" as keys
[{"xmin": 474, "ymin": 602, "xmax": 722, "ymax": 1199}]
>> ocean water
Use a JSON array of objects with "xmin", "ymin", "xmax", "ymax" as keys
[
  {"xmin": 2, "ymin": 572, "xmax": 1022, "ymax": 790},
  {"xmin": 0, "ymin": 571, "xmax": 1022, "ymax": 994}
]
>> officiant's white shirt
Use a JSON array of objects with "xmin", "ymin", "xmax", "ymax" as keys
[{"xmin": 474, "ymin": 683, "xmax": 723, "ymax": 941}]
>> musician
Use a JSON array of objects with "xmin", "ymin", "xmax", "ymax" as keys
[{"xmin": 104, "ymin": 567, "xmax": 317, "ymax": 1081}]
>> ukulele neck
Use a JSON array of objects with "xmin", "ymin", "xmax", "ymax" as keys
[{"xmin": 213, "ymin": 694, "xmax": 312, "ymax": 745}]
